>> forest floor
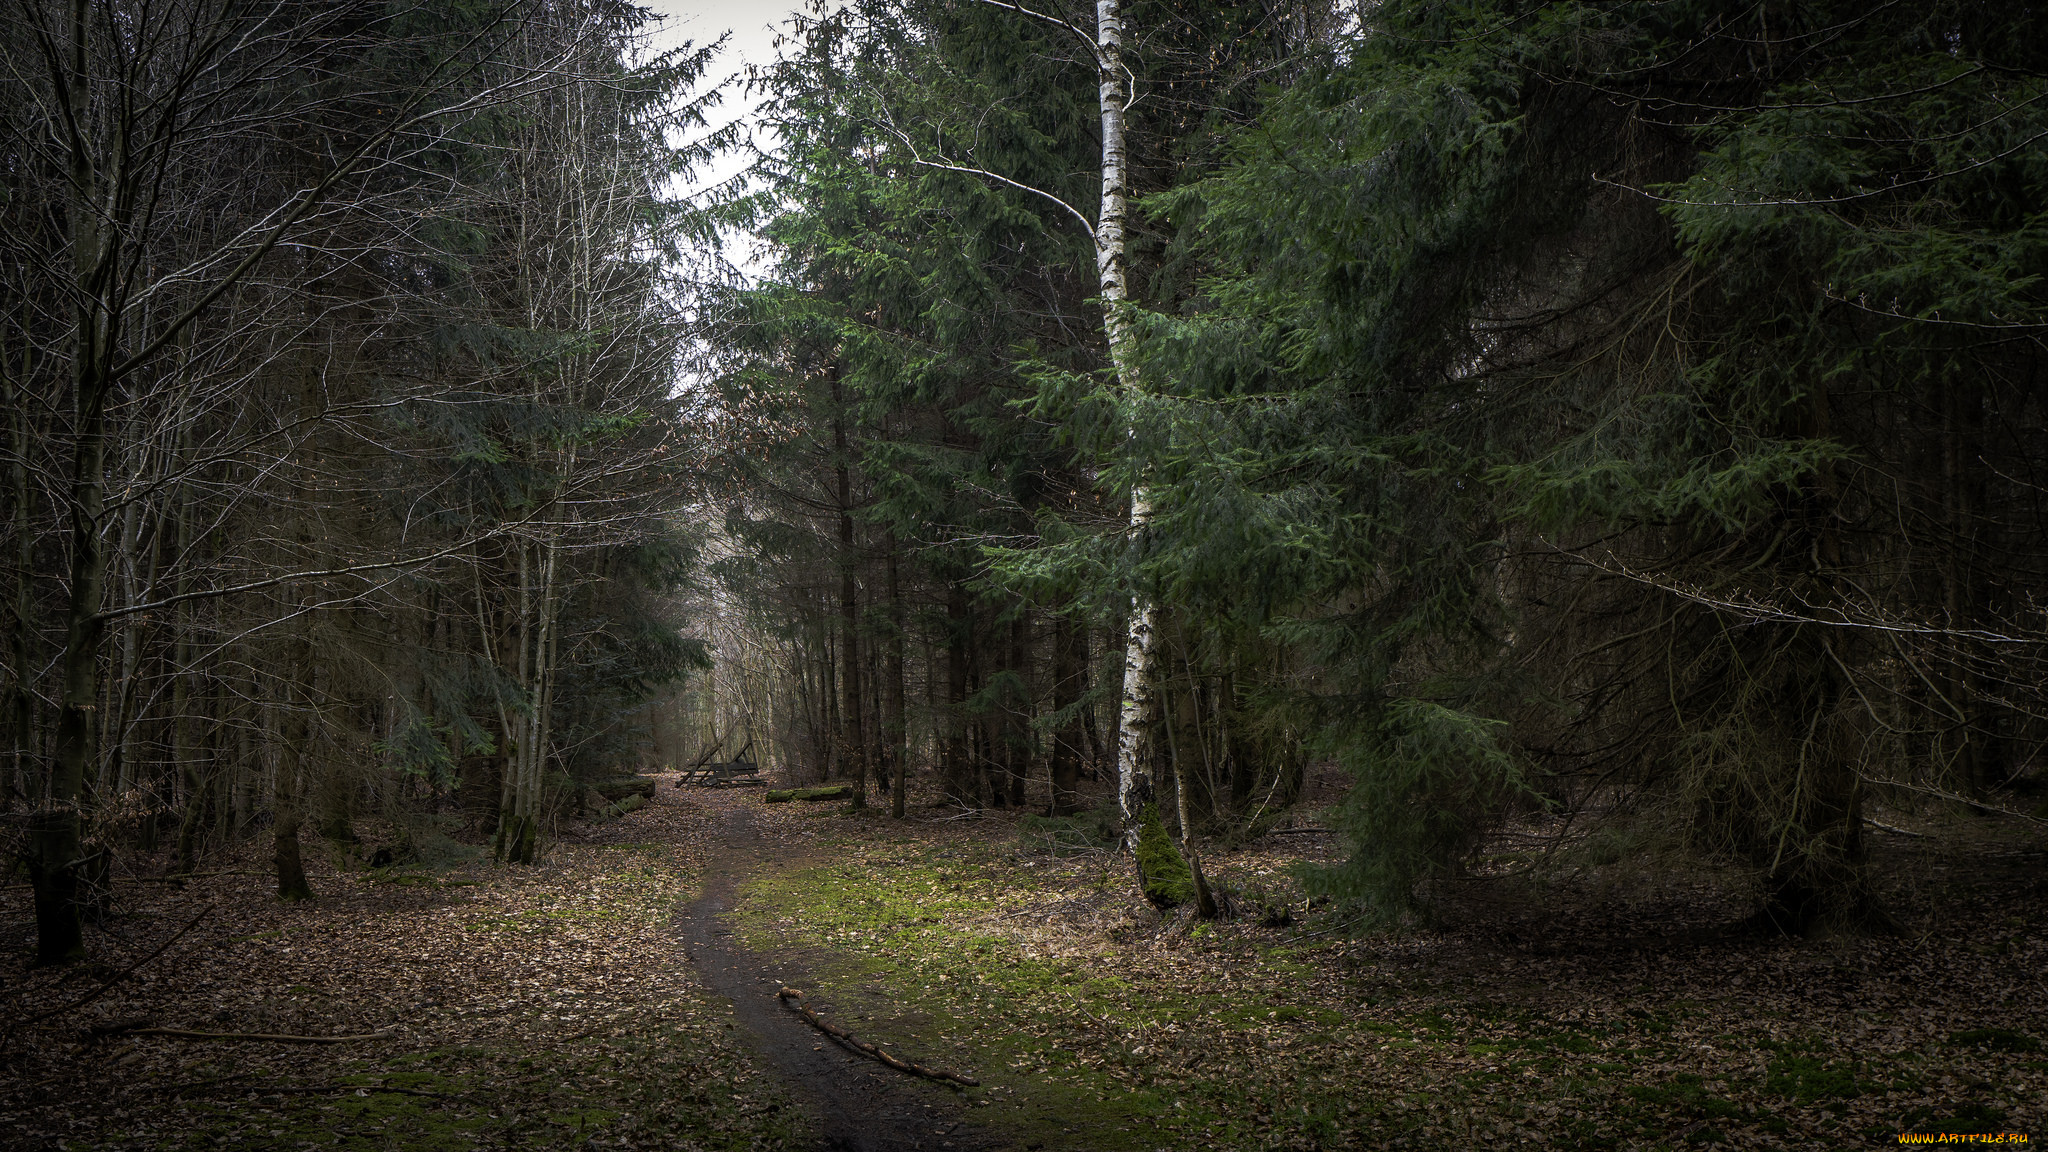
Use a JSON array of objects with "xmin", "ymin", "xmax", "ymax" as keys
[{"xmin": 2, "ymin": 771, "xmax": 2045, "ymax": 1151}]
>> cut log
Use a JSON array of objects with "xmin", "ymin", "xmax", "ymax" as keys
[
  {"xmin": 764, "ymin": 786, "xmax": 851, "ymax": 804},
  {"xmin": 775, "ymin": 988, "xmax": 978, "ymax": 1087},
  {"xmin": 588, "ymin": 776, "xmax": 658, "ymax": 802}
]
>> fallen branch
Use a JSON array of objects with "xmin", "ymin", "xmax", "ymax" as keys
[
  {"xmin": 13, "ymin": 903, "xmax": 215, "ymax": 1029},
  {"xmin": 1864, "ymin": 817, "xmax": 1929, "ymax": 838},
  {"xmin": 775, "ymin": 988, "xmax": 978, "ymax": 1087},
  {"xmin": 115, "ymin": 1026, "xmax": 394, "ymax": 1043}
]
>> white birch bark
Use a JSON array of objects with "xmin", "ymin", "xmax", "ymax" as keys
[{"xmin": 1091, "ymin": 0, "xmax": 1159, "ymax": 849}]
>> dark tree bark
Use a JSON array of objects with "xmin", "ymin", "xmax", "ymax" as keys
[
  {"xmin": 833, "ymin": 373, "xmax": 866, "ymax": 808},
  {"xmin": 886, "ymin": 534, "xmax": 908, "ymax": 819},
  {"xmin": 1004, "ymin": 612, "xmax": 1029, "ymax": 808},
  {"xmin": 943, "ymin": 581, "xmax": 972, "ymax": 804},
  {"xmin": 272, "ymin": 692, "xmax": 314, "ymax": 903},
  {"xmin": 5, "ymin": 321, "xmax": 32, "ymax": 808},
  {"xmin": 34, "ymin": 2, "xmax": 118, "ymax": 957},
  {"xmin": 1050, "ymin": 610, "xmax": 1083, "ymax": 815}
]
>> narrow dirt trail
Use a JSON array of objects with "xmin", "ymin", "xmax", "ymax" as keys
[{"xmin": 677, "ymin": 798, "xmax": 1007, "ymax": 1152}]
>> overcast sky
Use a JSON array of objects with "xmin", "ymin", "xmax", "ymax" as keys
[{"xmin": 639, "ymin": 2, "xmax": 806, "ymax": 275}]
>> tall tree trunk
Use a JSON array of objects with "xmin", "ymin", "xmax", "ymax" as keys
[
  {"xmin": 525, "ymin": 534, "xmax": 562, "ymax": 863},
  {"xmin": 494, "ymin": 541, "xmax": 532, "ymax": 860},
  {"xmin": 5, "ymin": 322, "xmax": 33, "ymax": 809},
  {"xmin": 1942, "ymin": 377, "xmax": 1995, "ymax": 795},
  {"xmin": 34, "ymin": 0, "xmax": 118, "ymax": 960},
  {"xmin": 105, "ymin": 498, "xmax": 141, "ymax": 793},
  {"xmin": 1050, "ymin": 610, "xmax": 1082, "ymax": 816},
  {"xmin": 943, "ymin": 582, "xmax": 971, "ymax": 804},
  {"xmin": 834, "ymin": 380, "xmax": 866, "ymax": 808},
  {"xmin": 272, "ymin": 680, "xmax": 314, "ymax": 902},
  {"xmin": 886, "ymin": 534, "xmax": 908, "ymax": 818},
  {"xmin": 1090, "ymin": 0, "xmax": 1158, "ymax": 850},
  {"xmin": 171, "ymin": 500, "xmax": 202, "ymax": 873},
  {"xmin": 1005, "ymin": 611, "xmax": 1029, "ymax": 808}
]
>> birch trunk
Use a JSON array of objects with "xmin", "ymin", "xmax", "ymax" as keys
[{"xmin": 1092, "ymin": 0, "xmax": 1159, "ymax": 849}]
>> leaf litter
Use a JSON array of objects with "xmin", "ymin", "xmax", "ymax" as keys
[
  {"xmin": 5, "ymin": 777, "xmax": 2043, "ymax": 1151},
  {"xmin": 2, "ymin": 784, "xmax": 805, "ymax": 1150},
  {"xmin": 716, "ymin": 789, "xmax": 2047, "ymax": 1150}
]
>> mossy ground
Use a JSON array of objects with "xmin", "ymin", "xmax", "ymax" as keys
[
  {"xmin": 10, "ymin": 778, "xmax": 2043, "ymax": 1150},
  {"xmin": 725, "ymin": 799, "xmax": 2047, "ymax": 1150}
]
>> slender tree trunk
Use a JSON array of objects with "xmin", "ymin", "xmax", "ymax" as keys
[
  {"xmin": 886, "ymin": 535, "xmax": 908, "ymax": 819},
  {"xmin": 1078, "ymin": 625, "xmax": 1104, "ymax": 778},
  {"xmin": 171, "ymin": 500, "xmax": 202, "ymax": 873},
  {"xmin": 944, "ymin": 582, "xmax": 971, "ymax": 804},
  {"xmin": 1089, "ymin": 0, "xmax": 1159, "ymax": 849},
  {"xmin": 105, "ymin": 499, "xmax": 141, "ymax": 792},
  {"xmin": 1942, "ymin": 378, "xmax": 1993, "ymax": 796},
  {"xmin": 495, "ymin": 542, "xmax": 532, "ymax": 859},
  {"xmin": 6, "ymin": 324, "xmax": 33, "ymax": 809},
  {"xmin": 1006, "ymin": 612, "xmax": 1028, "ymax": 808},
  {"xmin": 272, "ymin": 679, "xmax": 314, "ymax": 902},
  {"xmin": 227, "ymin": 689, "xmax": 248, "ymax": 843},
  {"xmin": 1050, "ymin": 611, "xmax": 1082, "ymax": 815},
  {"xmin": 834, "ymin": 383, "xmax": 866, "ymax": 808},
  {"xmin": 525, "ymin": 533, "xmax": 562, "ymax": 863}
]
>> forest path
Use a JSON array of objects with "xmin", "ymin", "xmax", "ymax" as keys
[{"xmin": 677, "ymin": 794, "xmax": 1006, "ymax": 1152}]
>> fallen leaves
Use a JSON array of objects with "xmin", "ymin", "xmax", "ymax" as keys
[
  {"xmin": 716, "ymin": 787, "xmax": 2048, "ymax": 1149},
  {"xmin": 1, "ymin": 786, "xmax": 805, "ymax": 1150}
]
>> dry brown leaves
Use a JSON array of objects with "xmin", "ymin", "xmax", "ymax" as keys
[{"xmin": 0, "ymin": 785, "xmax": 804, "ymax": 1151}]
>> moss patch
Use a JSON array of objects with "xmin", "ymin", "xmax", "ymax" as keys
[{"xmin": 1133, "ymin": 804, "xmax": 1193, "ymax": 908}]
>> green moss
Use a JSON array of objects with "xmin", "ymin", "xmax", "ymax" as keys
[
  {"xmin": 1763, "ymin": 1054, "xmax": 1867, "ymax": 1103},
  {"xmin": 1948, "ymin": 1027, "xmax": 2040, "ymax": 1053},
  {"xmin": 1133, "ymin": 804, "xmax": 1192, "ymax": 908},
  {"xmin": 730, "ymin": 845, "xmax": 1277, "ymax": 1150}
]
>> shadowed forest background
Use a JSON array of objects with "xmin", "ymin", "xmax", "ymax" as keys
[{"xmin": 3, "ymin": 0, "xmax": 2047, "ymax": 1146}]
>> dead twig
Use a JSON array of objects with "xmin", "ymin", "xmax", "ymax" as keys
[
  {"xmin": 775, "ymin": 988, "xmax": 979, "ymax": 1087},
  {"xmin": 12, "ymin": 903, "xmax": 215, "ymax": 1030}
]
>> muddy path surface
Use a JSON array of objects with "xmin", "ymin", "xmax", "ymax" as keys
[{"xmin": 679, "ymin": 801, "xmax": 1009, "ymax": 1152}]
